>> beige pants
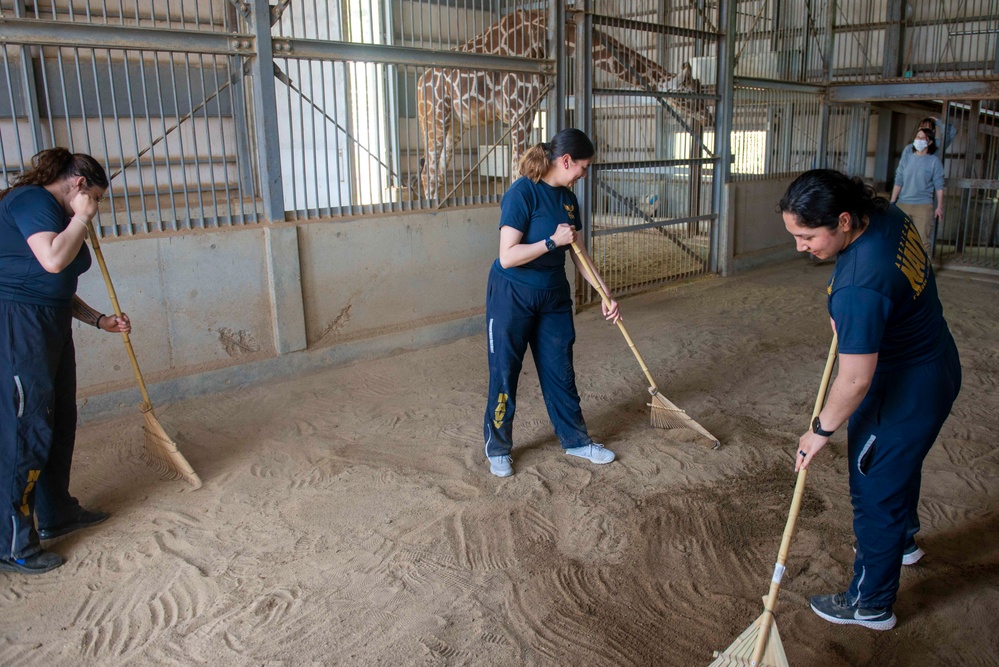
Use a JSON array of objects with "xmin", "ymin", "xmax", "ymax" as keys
[{"xmin": 897, "ymin": 202, "xmax": 934, "ymax": 255}]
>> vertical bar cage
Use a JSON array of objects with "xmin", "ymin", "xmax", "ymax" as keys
[{"xmin": 580, "ymin": 0, "xmax": 722, "ymax": 301}]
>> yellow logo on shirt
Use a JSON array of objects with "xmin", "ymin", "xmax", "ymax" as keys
[
  {"xmin": 564, "ymin": 204, "xmax": 575, "ymax": 220},
  {"xmin": 895, "ymin": 218, "xmax": 928, "ymax": 298}
]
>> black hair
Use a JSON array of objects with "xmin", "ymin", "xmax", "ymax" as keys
[{"xmin": 778, "ymin": 169, "xmax": 889, "ymax": 231}]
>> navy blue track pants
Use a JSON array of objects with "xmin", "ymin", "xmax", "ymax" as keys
[
  {"xmin": 1, "ymin": 299, "xmax": 81, "ymax": 560},
  {"xmin": 847, "ymin": 333, "xmax": 962, "ymax": 608},
  {"xmin": 483, "ymin": 267, "xmax": 591, "ymax": 458}
]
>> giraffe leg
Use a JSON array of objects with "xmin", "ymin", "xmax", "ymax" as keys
[
  {"xmin": 417, "ymin": 76, "xmax": 434, "ymax": 199},
  {"xmin": 426, "ymin": 131, "xmax": 445, "ymax": 201},
  {"xmin": 417, "ymin": 70, "xmax": 452, "ymax": 200}
]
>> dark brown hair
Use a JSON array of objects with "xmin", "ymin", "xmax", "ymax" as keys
[
  {"xmin": 0, "ymin": 147, "xmax": 107, "ymax": 202},
  {"xmin": 778, "ymin": 169, "xmax": 889, "ymax": 231},
  {"xmin": 519, "ymin": 128, "xmax": 595, "ymax": 183}
]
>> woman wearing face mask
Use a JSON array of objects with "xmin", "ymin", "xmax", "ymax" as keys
[
  {"xmin": 890, "ymin": 128, "xmax": 944, "ymax": 255},
  {"xmin": 482, "ymin": 128, "xmax": 621, "ymax": 478}
]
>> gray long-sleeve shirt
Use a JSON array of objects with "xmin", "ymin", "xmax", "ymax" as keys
[{"xmin": 894, "ymin": 152, "xmax": 944, "ymax": 205}]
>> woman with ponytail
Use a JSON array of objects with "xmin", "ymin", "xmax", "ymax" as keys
[
  {"xmin": 778, "ymin": 169, "xmax": 961, "ymax": 631},
  {"xmin": 0, "ymin": 148, "xmax": 131, "ymax": 574},
  {"xmin": 483, "ymin": 128, "xmax": 621, "ymax": 478}
]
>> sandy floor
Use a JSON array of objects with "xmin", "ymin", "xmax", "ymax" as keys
[{"xmin": 2, "ymin": 260, "xmax": 998, "ymax": 666}]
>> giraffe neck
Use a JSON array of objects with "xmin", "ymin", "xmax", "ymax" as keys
[{"xmin": 591, "ymin": 30, "xmax": 673, "ymax": 89}]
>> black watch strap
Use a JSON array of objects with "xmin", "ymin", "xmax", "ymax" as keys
[
  {"xmin": 544, "ymin": 237, "xmax": 557, "ymax": 252},
  {"xmin": 812, "ymin": 415, "xmax": 835, "ymax": 437}
]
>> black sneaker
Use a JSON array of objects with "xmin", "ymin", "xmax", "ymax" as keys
[
  {"xmin": 810, "ymin": 592, "xmax": 897, "ymax": 630},
  {"xmin": 0, "ymin": 550, "xmax": 63, "ymax": 574},
  {"xmin": 37, "ymin": 508, "xmax": 109, "ymax": 540}
]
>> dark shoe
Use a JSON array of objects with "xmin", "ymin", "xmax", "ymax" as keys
[
  {"xmin": 38, "ymin": 508, "xmax": 109, "ymax": 540},
  {"xmin": 810, "ymin": 592, "xmax": 896, "ymax": 630},
  {"xmin": 0, "ymin": 550, "xmax": 63, "ymax": 574}
]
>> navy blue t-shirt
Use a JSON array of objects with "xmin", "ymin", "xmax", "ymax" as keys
[
  {"xmin": 492, "ymin": 176, "xmax": 582, "ymax": 289},
  {"xmin": 0, "ymin": 185, "xmax": 92, "ymax": 307},
  {"xmin": 828, "ymin": 206, "xmax": 948, "ymax": 371}
]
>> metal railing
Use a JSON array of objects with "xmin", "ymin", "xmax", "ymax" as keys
[{"xmin": 1, "ymin": 2, "xmax": 258, "ymax": 235}]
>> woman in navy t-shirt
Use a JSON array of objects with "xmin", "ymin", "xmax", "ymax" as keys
[
  {"xmin": 483, "ymin": 129, "xmax": 621, "ymax": 478},
  {"xmin": 0, "ymin": 148, "xmax": 131, "ymax": 575},
  {"xmin": 779, "ymin": 169, "xmax": 961, "ymax": 631}
]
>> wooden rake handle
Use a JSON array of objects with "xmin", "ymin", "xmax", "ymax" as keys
[
  {"xmin": 85, "ymin": 220, "xmax": 154, "ymax": 410},
  {"xmin": 569, "ymin": 242, "xmax": 660, "ymax": 393},
  {"xmin": 751, "ymin": 332, "xmax": 839, "ymax": 666}
]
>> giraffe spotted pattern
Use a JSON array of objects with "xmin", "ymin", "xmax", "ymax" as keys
[{"xmin": 416, "ymin": 10, "xmax": 712, "ymax": 200}]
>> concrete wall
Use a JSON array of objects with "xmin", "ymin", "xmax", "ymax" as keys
[
  {"xmin": 75, "ymin": 208, "xmax": 500, "ymax": 420},
  {"xmin": 724, "ymin": 177, "xmax": 802, "ymax": 273},
  {"xmin": 75, "ymin": 178, "xmax": 799, "ymax": 420}
]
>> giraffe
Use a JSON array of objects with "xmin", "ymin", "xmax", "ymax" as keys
[{"xmin": 416, "ymin": 9, "xmax": 711, "ymax": 200}]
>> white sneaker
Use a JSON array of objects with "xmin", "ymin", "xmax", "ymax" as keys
[
  {"xmin": 901, "ymin": 544, "xmax": 925, "ymax": 565},
  {"xmin": 488, "ymin": 455, "xmax": 513, "ymax": 477},
  {"xmin": 853, "ymin": 541, "xmax": 925, "ymax": 566},
  {"xmin": 565, "ymin": 443, "xmax": 615, "ymax": 464}
]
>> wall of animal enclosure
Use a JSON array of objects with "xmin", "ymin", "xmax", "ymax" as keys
[
  {"xmin": 71, "ymin": 208, "xmax": 500, "ymax": 419},
  {"xmin": 723, "ymin": 177, "xmax": 800, "ymax": 273}
]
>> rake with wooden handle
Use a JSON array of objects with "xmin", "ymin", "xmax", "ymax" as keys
[
  {"xmin": 710, "ymin": 332, "xmax": 839, "ymax": 667},
  {"xmin": 85, "ymin": 220, "xmax": 202, "ymax": 489},
  {"xmin": 569, "ymin": 242, "xmax": 719, "ymax": 448}
]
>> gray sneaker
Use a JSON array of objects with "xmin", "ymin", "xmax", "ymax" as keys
[
  {"xmin": 565, "ymin": 443, "xmax": 615, "ymax": 464},
  {"xmin": 810, "ymin": 592, "xmax": 896, "ymax": 631},
  {"xmin": 488, "ymin": 455, "xmax": 513, "ymax": 477}
]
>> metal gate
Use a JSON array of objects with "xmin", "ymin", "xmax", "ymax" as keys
[
  {"xmin": 572, "ymin": 0, "xmax": 722, "ymax": 304},
  {"xmin": 939, "ymin": 101, "xmax": 999, "ymax": 272}
]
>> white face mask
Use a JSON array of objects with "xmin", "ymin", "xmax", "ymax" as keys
[{"xmin": 913, "ymin": 139, "xmax": 929, "ymax": 152}]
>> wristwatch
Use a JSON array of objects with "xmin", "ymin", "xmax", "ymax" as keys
[
  {"xmin": 544, "ymin": 237, "xmax": 557, "ymax": 252},
  {"xmin": 811, "ymin": 415, "xmax": 835, "ymax": 437}
]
